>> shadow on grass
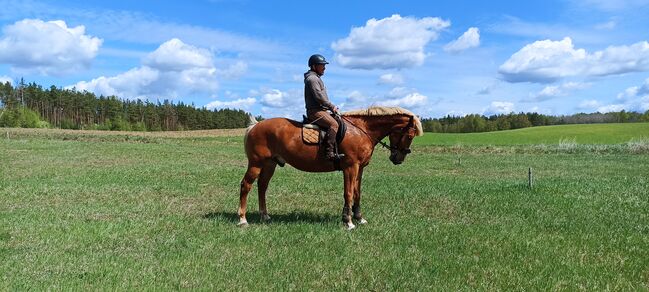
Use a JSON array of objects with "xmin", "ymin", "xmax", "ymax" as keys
[{"xmin": 203, "ymin": 210, "xmax": 338, "ymax": 224}]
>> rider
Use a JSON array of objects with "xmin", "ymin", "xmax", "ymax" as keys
[{"xmin": 304, "ymin": 54, "xmax": 344, "ymax": 161}]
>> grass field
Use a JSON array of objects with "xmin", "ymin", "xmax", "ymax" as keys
[
  {"xmin": 416, "ymin": 122, "xmax": 649, "ymax": 145},
  {"xmin": 1, "ymin": 124, "xmax": 648, "ymax": 290}
]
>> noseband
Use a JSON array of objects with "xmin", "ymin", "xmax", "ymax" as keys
[
  {"xmin": 341, "ymin": 115, "xmax": 415, "ymax": 155},
  {"xmin": 377, "ymin": 116, "xmax": 414, "ymax": 155}
]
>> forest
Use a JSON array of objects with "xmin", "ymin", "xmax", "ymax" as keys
[
  {"xmin": 1, "ymin": 80, "xmax": 648, "ymax": 133},
  {"xmin": 0, "ymin": 80, "xmax": 253, "ymax": 131},
  {"xmin": 421, "ymin": 110, "xmax": 649, "ymax": 133}
]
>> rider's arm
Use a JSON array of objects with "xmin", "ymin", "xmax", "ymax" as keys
[{"xmin": 306, "ymin": 76, "xmax": 335, "ymax": 111}]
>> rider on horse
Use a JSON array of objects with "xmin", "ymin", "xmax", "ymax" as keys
[{"xmin": 304, "ymin": 54, "xmax": 344, "ymax": 161}]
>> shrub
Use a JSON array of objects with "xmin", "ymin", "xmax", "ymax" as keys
[
  {"xmin": 0, "ymin": 108, "xmax": 45, "ymax": 128},
  {"xmin": 132, "ymin": 121, "xmax": 147, "ymax": 131},
  {"xmin": 0, "ymin": 108, "xmax": 18, "ymax": 127},
  {"xmin": 111, "ymin": 117, "xmax": 132, "ymax": 131}
]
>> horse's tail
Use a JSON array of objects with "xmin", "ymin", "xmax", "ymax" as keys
[{"xmin": 243, "ymin": 114, "xmax": 258, "ymax": 146}]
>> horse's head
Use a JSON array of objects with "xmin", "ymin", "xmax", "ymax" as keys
[{"xmin": 387, "ymin": 116, "xmax": 417, "ymax": 165}]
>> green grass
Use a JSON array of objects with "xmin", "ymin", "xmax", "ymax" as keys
[
  {"xmin": 416, "ymin": 123, "xmax": 649, "ymax": 146},
  {"xmin": 1, "ymin": 126, "xmax": 648, "ymax": 290}
]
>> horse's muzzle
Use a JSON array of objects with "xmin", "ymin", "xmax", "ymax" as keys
[{"xmin": 389, "ymin": 153, "xmax": 404, "ymax": 165}]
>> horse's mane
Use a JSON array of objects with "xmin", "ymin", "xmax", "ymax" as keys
[{"xmin": 342, "ymin": 106, "xmax": 424, "ymax": 136}]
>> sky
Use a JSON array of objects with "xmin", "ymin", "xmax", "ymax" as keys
[{"xmin": 1, "ymin": 0, "xmax": 649, "ymax": 119}]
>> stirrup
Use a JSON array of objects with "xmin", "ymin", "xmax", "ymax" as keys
[{"xmin": 326, "ymin": 153, "xmax": 345, "ymax": 161}]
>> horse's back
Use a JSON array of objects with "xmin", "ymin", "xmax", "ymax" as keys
[
  {"xmin": 247, "ymin": 118, "xmax": 301, "ymax": 139},
  {"xmin": 245, "ymin": 118, "xmax": 301, "ymax": 152}
]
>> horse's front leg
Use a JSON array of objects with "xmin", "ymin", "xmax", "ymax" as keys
[
  {"xmin": 352, "ymin": 166, "xmax": 368, "ymax": 225},
  {"xmin": 342, "ymin": 164, "xmax": 359, "ymax": 230}
]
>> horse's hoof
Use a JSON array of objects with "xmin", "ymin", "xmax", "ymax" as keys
[
  {"xmin": 345, "ymin": 222, "xmax": 356, "ymax": 231},
  {"xmin": 357, "ymin": 218, "xmax": 368, "ymax": 225},
  {"xmin": 261, "ymin": 214, "xmax": 271, "ymax": 222},
  {"xmin": 237, "ymin": 220, "xmax": 249, "ymax": 227}
]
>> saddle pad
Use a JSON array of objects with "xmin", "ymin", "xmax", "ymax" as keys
[{"xmin": 302, "ymin": 126, "xmax": 320, "ymax": 144}]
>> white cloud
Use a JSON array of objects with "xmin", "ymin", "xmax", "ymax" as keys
[
  {"xmin": 499, "ymin": 37, "xmax": 649, "ymax": 83},
  {"xmin": 379, "ymin": 92, "xmax": 427, "ymax": 108},
  {"xmin": 332, "ymin": 14, "xmax": 450, "ymax": 69},
  {"xmin": 615, "ymin": 78, "xmax": 649, "ymax": 102},
  {"xmin": 597, "ymin": 104, "xmax": 628, "ymax": 112},
  {"xmin": 0, "ymin": 19, "xmax": 102, "ymax": 75},
  {"xmin": 484, "ymin": 101, "xmax": 515, "ymax": 115},
  {"xmin": 527, "ymin": 82, "xmax": 591, "ymax": 101},
  {"xmin": 0, "ymin": 2, "xmax": 284, "ymax": 55},
  {"xmin": 0, "ymin": 75, "xmax": 12, "ymax": 84},
  {"xmin": 535, "ymin": 107, "xmax": 555, "ymax": 115},
  {"xmin": 143, "ymin": 38, "xmax": 213, "ymax": 71},
  {"xmin": 70, "ymin": 39, "xmax": 219, "ymax": 99},
  {"xmin": 255, "ymin": 88, "xmax": 304, "ymax": 119},
  {"xmin": 72, "ymin": 66, "xmax": 159, "ymax": 98},
  {"xmin": 488, "ymin": 16, "xmax": 599, "ymax": 44},
  {"xmin": 342, "ymin": 87, "xmax": 428, "ymax": 111},
  {"xmin": 617, "ymin": 86, "xmax": 640, "ymax": 100},
  {"xmin": 378, "ymin": 73, "xmax": 404, "ymax": 85},
  {"xmin": 444, "ymin": 27, "xmax": 480, "ymax": 53},
  {"xmin": 595, "ymin": 20, "xmax": 616, "ymax": 30},
  {"xmin": 205, "ymin": 97, "xmax": 256, "ymax": 110},
  {"xmin": 597, "ymin": 78, "xmax": 649, "ymax": 112},
  {"xmin": 445, "ymin": 110, "xmax": 468, "ymax": 117},
  {"xmin": 578, "ymin": 99, "xmax": 602, "ymax": 109},
  {"xmin": 345, "ymin": 90, "xmax": 370, "ymax": 104},
  {"xmin": 215, "ymin": 60, "xmax": 248, "ymax": 79},
  {"xmin": 477, "ymin": 86, "xmax": 492, "ymax": 95},
  {"xmin": 259, "ymin": 88, "xmax": 302, "ymax": 108}
]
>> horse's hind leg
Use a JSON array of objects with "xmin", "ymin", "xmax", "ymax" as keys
[
  {"xmin": 238, "ymin": 163, "xmax": 262, "ymax": 226},
  {"xmin": 258, "ymin": 161, "xmax": 277, "ymax": 222}
]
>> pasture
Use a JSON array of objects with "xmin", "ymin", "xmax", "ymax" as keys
[{"xmin": 1, "ymin": 124, "xmax": 648, "ymax": 290}]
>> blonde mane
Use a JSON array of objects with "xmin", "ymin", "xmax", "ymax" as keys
[{"xmin": 342, "ymin": 106, "xmax": 424, "ymax": 136}]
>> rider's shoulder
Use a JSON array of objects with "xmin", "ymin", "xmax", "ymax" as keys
[{"xmin": 305, "ymin": 72, "xmax": 320, "ymax": 80}]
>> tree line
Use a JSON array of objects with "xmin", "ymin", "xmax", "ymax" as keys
[
  {"xmin": 2, "ymin": 80, "xmax": 648, "ymax": 133},
  {"xmin": 421, "ymin": 110, "xmax": 649, "ymax": 133},
  {"xmin": 0, "ymin": 80, "xmax": 255, "ymax": 131}
]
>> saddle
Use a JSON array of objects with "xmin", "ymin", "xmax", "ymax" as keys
[{"xmin": 301, "ymin": 115, "xmax": 346, "ymax": 145}]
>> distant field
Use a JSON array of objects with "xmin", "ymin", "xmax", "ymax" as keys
[
  {"xmin": 1, "ymin": 126, "xmax": 648, "ymax": 290},
  {"xmin": 2, "ymin": 127, "xmax": 246, "ymax": 139},
  {"xmin": 416, "ymin": 123, "xmax": 649, "ymax": 146}
]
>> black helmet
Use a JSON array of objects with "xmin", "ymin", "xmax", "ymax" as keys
[{"xmin": 308, "ymin": 54, "xmax": 329, "ymax": 67}]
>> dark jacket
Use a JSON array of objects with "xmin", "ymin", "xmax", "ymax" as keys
[{"xmin": 304, "ymin": 70, "xmax": 334, "ymax": 111}]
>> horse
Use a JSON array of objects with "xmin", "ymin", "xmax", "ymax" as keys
[{"xmin": 237, "ymin": 106, "xmax": 424, "ymax": 230}]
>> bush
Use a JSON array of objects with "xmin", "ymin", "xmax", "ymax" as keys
[
  {"xmin": 111, "ymin": 117, "xmax": 132, "ymax": 131},
  {"xmin": 60, "ymin": 118, "xmax": 79, "ymax": 129},
  {"xmin": 36, "ymin": 120, "xmax": 50, "ymax": 128},
  {"xmin": 0, "ymin": 108, "xmax": 45, "ymax": 128},
  {"xmin": 89, "ymin": 122, "xmax": 112, "ymax": 131},
  {"xmin": 0, "ymin": 108, "xmax": 18, "ymax": 127},
  {"xmin": 132, "ymin": 121, "xmax": 147, "ymax": 131}
]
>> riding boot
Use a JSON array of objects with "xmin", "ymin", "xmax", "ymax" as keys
[
  {"xmin": 324, "ymin": 132, "xmax": 337, "ymax": 161},
  {"xmin": 324, "ymin": 130, "xmax": 345, "ymax": 161}
]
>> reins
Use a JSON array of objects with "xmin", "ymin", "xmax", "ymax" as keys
[{"xmin": 340, "ymin": 115, "xmax": 413, "ymax": 154}]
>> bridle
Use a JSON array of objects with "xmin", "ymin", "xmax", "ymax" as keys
[{"xmin": 341, "ymin": 115, "xmax": 415, "ymax": 156}]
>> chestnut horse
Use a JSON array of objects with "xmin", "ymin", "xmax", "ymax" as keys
[{"xmin": 238, "ymin": 106, "xmax": 424, "ymax": 230}]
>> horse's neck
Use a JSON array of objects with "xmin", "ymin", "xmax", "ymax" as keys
[{"xmin": 352, "ymin": 115, "xmax": 407, "ymax": 142}]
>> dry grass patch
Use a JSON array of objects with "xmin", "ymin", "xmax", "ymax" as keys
[{"xmin": 2, "ymin": 127, "xmax": 246, "ymax": 139}]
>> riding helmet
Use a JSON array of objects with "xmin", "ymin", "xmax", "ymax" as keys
[{"xmin": 308, "ymin": 54, "xmax": 329, "ymax": 67}]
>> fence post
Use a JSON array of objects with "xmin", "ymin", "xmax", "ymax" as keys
[{"xmin": 528, "ymin": 167, "xmax": 533, "ymax": 189}]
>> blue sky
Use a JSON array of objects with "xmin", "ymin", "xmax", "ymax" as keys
[{"xmin": 1, "ymin": 0, "xmax": 649, "ymax": 119}]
